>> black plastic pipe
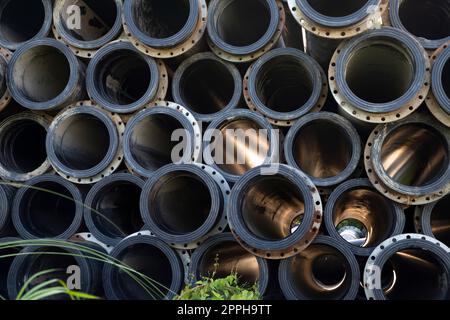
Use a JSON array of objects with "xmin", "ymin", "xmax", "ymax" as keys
[
  {"xmin": 284, "ymin": 112, "xmax": 361, "ymax": 190},
  {"xmin": 172, "ymin": 52, "xmax": 242, "ymax": 123},
  {"xmin": 228, "ymin": 164, "xmax": 322, "ymax": 259},
  {"xmin": 86, "ymin": 41, "xmax": 162, "ymax": 114},
  {"xmin": 84, "ymin": 173, "xmax": 145, "ymax": 247},
  {"xmin": 389, "ymin": 0, "xmax": 450, "ymax": 50},
  {"xmin": 53, "ymin": 0, "xmax": 123, "ymax": 58},
  {"xmin": 364, "ymin": 234, "xmax": 450, "ymax": 300},
  {"xmin": 0, "ymin": 185, "xmax": 15, "ymax": 237},
  {"xmin": 140, "ymin": 164, "xmax": 226, "ymax": 249},
  {"xmin": 0, "ymin": 0, "xmax": 52, "ymax": 50},
  {"xmin": 102, "ymin": 234, "xmax": 184, "ymax": 300},
  {"xmin": 11, "ymin": 174, "xmax": 84, "ymax": 240},
  {"xmin": 7, "ymin": 38, "xmax": 85, "ymax": 111},
  {"xmin": 324, "ymin": 179, "xmax": 405, "ymax": 256},
  {"xmin": 0, "ymin": 112, "xmax": 51, "ymax": 182},
  {"xmin": 0, "ymin": 237, "xmax": 21, "ymax": 298},
  {"xmin": 278, "ymin": 235, "xmax": 360, "ymax": 300}
]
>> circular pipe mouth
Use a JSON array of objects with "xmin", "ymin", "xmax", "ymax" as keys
[
  {"xmin": 46, "ymin": 106, "xmax": 119, "ymax": 179},
  {"xmin": 247, "ymin": 48, "xmax": 324, "ymax": 121},
  {"xmin": 0, "ymin": 0, "xmax": 52, "ymax": 50},
  {"xmin": 325, "ymin": 179, "xmax": 405, "ymax": 256},
  {"xmin": 203, "ymin": 110, "xmax": 276, "ymax": 183},
  {"xmin": 295, "ymin": 0, "xmax": 377, "ymax": 28},
  {"xmin": 419, "ymin": 194, "xmax": 450, "ymax": 247},
  {"xmin": 84, "ymin": 173, "xmax": 144, "ymax": 246},
  {"xmin": 0, "ymin": 113, "xmax": 50, "ymax": 181},
  {"xmin": 172, "ymin": 53, "xmax": 242, "ymax": 123},
  {"xmin": 432, "ymin": 45, "xmax": 450, "ymax": 114},
  {"xmin": 190, "ymin": 233, "xmax": 269, "ymax": 294},
  {"xmin": 86, "ymin": 41, "xmax": 159, "ymax": 114},
  {"xmin": 8, "ymin": 245, "xmax": 94, "ymax": 300},
  {"xmin": 54, "ymin": 0, "xmax": 123, "ymax": 50},
  {"xmin": 279, "ymin": 236, "xmax": 359, "ymax": 300},
  {"xmin": 124, "ymin": 106, "xmax": 196, "ymax": 178},
  {"xmin": 7, "ymin": 39, "xmax": 82, "ymax": 111},
  {"xmin": 207, "ymin": 0, "xmax": 280, "ymax": 56},
  {"xmin": 140, "ymin": 164, "xmax": 222, "ymax": 246},
  {"xmin": 123, "ymin": 0, "xmax": 199, "ymax": 48},
  {"xmin": 364, "ymin": 235, "xmax": 450, "ymax": 300},
  {"xmin": 335, "ymin": 28, "xmax": 427, "ymax": 114},
  {"xmin": 390, "ymin": 0, "xmax": 450, "ymax": 49},
  {"xmin": 103, "ymin": 235, "xmax": 184, "ymax": 300},
  {"xmin": 228, "ymin": 164, "xmax": 321, "ymax": 259},
  {"xmin": 12, "ymin": 174, "xmax": 83, "ymax": 240},
  {"xmin": 285, "ymin": 112, "xmax": 361, "ymax": 187}
]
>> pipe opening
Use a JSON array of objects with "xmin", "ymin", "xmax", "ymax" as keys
[
  {"xmin": 255, "ymin": 56, "xmax": 314, "ymax": 113},
  {"xmin": 241, "ymin": 175, "xmax": 305, "ymax": 240},
  {"xmin": 149, "ymin": 172, "xmax": 212, "ymax": 234},
  {"xmin": 59, "ymin": 0, "xmax": 118, "ymax": 42},
  {"xmin": 293, "ymin": 120, "xmax": 353, "ymax": 179},
  {"xmin": 345, "ymin": 40, "xmax": 414, "ymax": 103},
  {"xmin": 213, "ymin": 0, "xmax": 271, "ymax": 47},
  {"xmin": 381, "ymin": 124, "xmax": 448, "ymax": 187},
  {"xmin": 18, "ymin": 181, "xmax": 76, "ymax": 237},
  {"xmin": 213, "ymin": 118, "xmax": 270, "ymax": 176},
  {"xmin": 332, "ymin": 188, "xmax": 395, "ymax": 247},
  {"xmin": 91, "ymin": 181, "xmax": 143, "ymax": 238},
  {"xmin": 179, "ymin": 59, "xmax": 235, "ymax": 115},
  {"xmin": 52, "ymin": 114, "xmax": 111, "ymax": 171},
  {"xmin": 0, "ymin": 119, "xmax": 47, "ymax": 174},
  {"xmin": 381, "ymin": 248, "xmax": 450, "ymax": 299},
  {"xmin": 132, "ymin": 0, "xmax": 191, "ymax": 39},
  {"xmin": 116, "ymin": 243, "xmax": 173, "ymax": 299},
  {"xmin": 94, "ymin": 50, "xmax": 151, "ymax": 106},
  {"xmin": 12, "ymin": 45, "xmax": 70, "ymax": 103},
  {"xmin": 430, "ymin": 195, "xmax": 450, "ymax": 247},
  {"xmin": 306, "ymin": 0, "xmax": 369, "ymax": 17},
  {"xmin": 443, "ymin": 58, "xmax": 450, "ymax": 99},
  {"xmin": 129, "ymin": 114, "xmax": 184, "ymax": 172},
  {"xmin": 398, "ymin": 0, "xmax": 450, "ymax": 41},
  {"xmin": 198, "ymin": 241, "xmax": 260, "ymax": 285},
  {"xmin": 0, "ymin": 0, "xmax": 45, "ymax": 44},
  {"xmin": 289, "ymin": 244, "xmax": 352, "ymax": 299}
]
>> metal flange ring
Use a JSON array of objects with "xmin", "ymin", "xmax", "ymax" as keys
[
  {"xmin": 122, "ymin": 0, "xmax": 207, "ymax": 59},
  {"xmin": 71, "ymin": 232, "xmax": 113, "ymax": 254}
]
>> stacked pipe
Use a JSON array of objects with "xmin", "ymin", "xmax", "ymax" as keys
[{"xmin": 0, "ymin": 0, "xmax": 447, "ymax": 301}]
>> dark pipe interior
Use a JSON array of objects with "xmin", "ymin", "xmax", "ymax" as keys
[
  {"xmin": 381, "ymin": 124, "xmax": 448, "ymax": 187},
  {"xmin": 332, "ymin": 188, "xmax": 395, "ymax": 247},
  {"xmin": 214, "ymin": 0, "xmax": 271, "ymax": 47},
  {"xmin": 430, "ymin": 195, "xmax": 450, "ymax": 247},
  {"xmin": 129, "ymin": 114, "xmax": 184, "ymax": 172},
  {"xmin": 345, "ymin": 40, "xmax": 414, "ymax": 104},
  {"xmin": 116, "ymin": 243, "xmax": 173, "ymax": 300},
  {"xmin": 0, "ymin": 119, "xmax": 47, "ymax": 174},
  {"xmin": 94, "ymin": 49, "xmax": 151, "ymax": 106},
  {"xmin": 289, "ymin": 244, "xmax": 352, "ymax": 299},
  {"xmin": 60, "ymin": 0, "xmax": 117, "ymax": 41},
  {"xmin": 148, "ymin": 171, "xmax": 212, "ymax": 234},
  {"xmin": 91, "ymin": 181, "xmax": 143, "ymax": 238},
  {"xmin": 443, "ymin": 58, "xmax": 450, "ymax": 100},
  {"xmin": 52, "ymin": 114, "xmax": 111, "ymax": 171},
  {"xmin": 198, "ymin": 241, "xmax": 260, "ymax": 285},
  {"xmin": 293, "ymin": 119, "xmax": 353, "ymax": 179},
  {"xmin": 213, "ymin": 118, "xmax": 270, "ymax": 176},
  {"xmin": 18, "ymin": 181, "xmax": 76, "ymax": 237},
  {"xmin": 12, "ymin": 45, "xmax": 70, "ymax": 102},
  {"xmin": 306, "ymin": 0, "xmax": 369, "ymax": 17},
  {"xmin": 381, "ymin": 248, "xmax": 450, "ymax": 300},
  {"xmin": 132, "ymin": 0, "xmax": 191, "ymax": 39},
  {"xmin": 180, "ymin": 59, "xmax": 235, "ymax": 115},
  {"xmin": 20, "ymin": 248, "xmax": 78, "ymax": 300},
  {"xmin": 255, "ymin": 56, "xmax": 314, "ymax": 113},
  {"xmin": 242, "ymin": 175, "xmax": 305, "ymax": 240},
  {"xmin": 399, "ymin": 0, "xmax": 450, "ymax": 40},
  {"xmin": 0, "ymin": 0, "xmax": 45, "ymax": 44}
]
